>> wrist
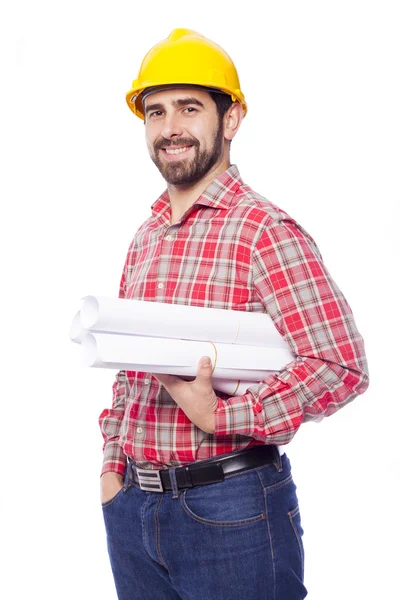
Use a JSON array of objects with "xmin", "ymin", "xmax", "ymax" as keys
[{"xmin": 101, "ymin": 471, "xmax": 123, "ymax": 482}]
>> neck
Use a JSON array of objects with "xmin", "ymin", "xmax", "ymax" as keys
[{"xmin": 167, "ymin": 157, "xmax": 231, "ymax": 225}]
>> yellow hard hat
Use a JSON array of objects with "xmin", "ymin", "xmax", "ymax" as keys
[{"xmin": 126, "ymin": 28, "xmax": 247, "ymax": 120}]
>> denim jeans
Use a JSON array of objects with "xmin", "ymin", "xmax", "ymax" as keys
[{"xmin": 102, "ymin": 450, "xmax": 307, "ymax": 599}]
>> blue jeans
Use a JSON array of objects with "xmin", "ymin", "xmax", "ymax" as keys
[{"xmin": 102, "ymin": 451, "xmax": 307, "ymax": 599}]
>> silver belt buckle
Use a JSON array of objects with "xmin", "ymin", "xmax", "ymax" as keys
[{"xmin": 136, "ymin": 467, "xmax": 163, "ymax": 492}]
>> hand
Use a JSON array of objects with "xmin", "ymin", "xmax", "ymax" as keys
[
  {"xmin": 100, "ymin": 472, "xmax": 123, "ymax": 504},
  {"xmin": 152, "ymin": 357, "xmax": 218, "ymax": 433}
]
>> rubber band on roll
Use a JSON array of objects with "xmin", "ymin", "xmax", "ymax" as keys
[
  {"xmin": 231, "ymin": 380, "xmax": 241, "ymax": 395},
  {"xmin": 232, "ymin": 320, "xmax": 241, "ymax": 344},
  {"xmin": 208, "ymin": 341, "xmax": 217, "ymax": 374}
]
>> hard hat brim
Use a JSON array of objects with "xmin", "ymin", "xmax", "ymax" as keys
[{"xmin": 126, "ymin": 83, "xmax": 247, "ymax": 120}]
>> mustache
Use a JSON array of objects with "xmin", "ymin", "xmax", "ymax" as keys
[{"xmin": 154, "ymin": 137, "xmax": 199, "ymax": 151}]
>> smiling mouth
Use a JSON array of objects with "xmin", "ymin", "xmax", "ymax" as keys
[{"xmin": 162, "ymin": 145, "xmax": 193, "ymax": 156}]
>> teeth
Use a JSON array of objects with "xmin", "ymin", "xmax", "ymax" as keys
[{"xmin": 165, "ymin": 146, "xmax": 191, "ymax": 155}]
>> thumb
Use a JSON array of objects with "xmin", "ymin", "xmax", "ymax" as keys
[{"xmin": 197, "ymin": 356, "xmax": 213, "ymax": 381}]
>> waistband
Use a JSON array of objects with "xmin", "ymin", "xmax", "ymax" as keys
[{"xmin": 127, "ymin": 445, "xmax": 284, "ymax": 493}]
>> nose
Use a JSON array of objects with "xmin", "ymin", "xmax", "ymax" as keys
[{"xmin": 160, "ymin": 111, "xmax": 184, "ymax": 140}]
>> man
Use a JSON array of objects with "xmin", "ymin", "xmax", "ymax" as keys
[{"xmin": 99, "ymin": 29, "xmax": 369, "ymax": 600}]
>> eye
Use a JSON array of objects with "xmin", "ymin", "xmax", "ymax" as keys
[
  {"xmin": 184, "ymin": 107, "xmax": 197, "ymax": 114},
  {"xmin": 149, "ymin": 110, "xmax": 163, "ymax": 119}
]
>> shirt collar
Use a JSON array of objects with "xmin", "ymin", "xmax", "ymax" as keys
[{"xmin": 151, "ymin": 164, "xmax": 243, "ymax": 218}]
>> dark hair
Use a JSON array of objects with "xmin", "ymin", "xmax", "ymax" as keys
[{"xmin": 209, "ymin": 91, "xmax": 234, "ymax": 121}]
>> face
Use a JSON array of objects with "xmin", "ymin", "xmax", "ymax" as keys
[{"xmin": 143, "ymin": 87, "xmax": 225, "ymax": 186}]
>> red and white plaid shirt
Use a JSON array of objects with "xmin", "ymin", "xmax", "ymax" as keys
[{"xmin": 99, "ymin": 164, "xmax": 369, "ymax": 475}]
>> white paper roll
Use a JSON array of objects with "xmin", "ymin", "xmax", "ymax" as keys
[
  {"xmin": 81, "ymin": 332, "xmax": 293, "ymax": 381},
  {"xmin": 80, "ymin": 295, "xmax": 288, "ymax": 348}
]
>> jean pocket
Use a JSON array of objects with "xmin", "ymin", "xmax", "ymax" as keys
[
  {"xmin": 180, "ymin": 471, "xmax": 267, "ymax": 527},
  {"xmin": 288, "ymin": 504, "xmax": 305, "ymax": 579},
  {"xmin": 101, "ymin": 485, "xmax": 125, "ymax": 509}
]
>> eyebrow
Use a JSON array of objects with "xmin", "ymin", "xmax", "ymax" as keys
[{"xmin": 144, "ymin": 97, "xmax": 205, "ymax": 115}]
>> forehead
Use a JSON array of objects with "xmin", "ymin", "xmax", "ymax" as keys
[{"xmin": 143, "ymin": 86, "xmax": 213, "ymax": 107}]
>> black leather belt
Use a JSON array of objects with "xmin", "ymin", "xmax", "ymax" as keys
[{"xmin": 127, "ymin": 445, "xmax": 279, "ymax": 492}]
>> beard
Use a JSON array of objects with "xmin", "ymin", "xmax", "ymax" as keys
[{"xmin": 150, "ymin": 118, "xmax": 224, "ymax": 186}]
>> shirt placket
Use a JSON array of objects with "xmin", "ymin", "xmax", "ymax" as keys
[{"xmin": 155, "ymin": 222, "xmax": 181, "ymax": 301}]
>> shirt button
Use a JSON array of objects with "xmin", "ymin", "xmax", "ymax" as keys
[
  {"xmin": 144, "ymin": 378, "xmax": 150, "ymax": 385},
  {"xmin": 137, "ymin": 427, "xmax": 143, "ymax": 434},
  {"xmin": 157, "ymin": 282, "xmax": 164, "ymax": 289},
  {"xmin": 165, "ymin": 235, "xmax": 173, "ymax": 242}
]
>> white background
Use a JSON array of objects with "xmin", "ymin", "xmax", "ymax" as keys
[{"xmin": 4, "ymin": 0, "xmax": 400, "ymax": 598}]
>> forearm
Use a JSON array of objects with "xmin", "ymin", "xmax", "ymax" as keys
[
  {"xmin": 214, "ymin": 351, "xmax": 369, "ymax": 442},
  {"xmin": 98, "ymin": 370, "xmax": 127, "ymax": 476}
]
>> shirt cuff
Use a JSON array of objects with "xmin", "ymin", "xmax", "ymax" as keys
[
  {"xmin": 100, "ymin": 441, "xmax": 127, "ymax": 477},
  {"xmin": 213, "ymin": 394, "xmax": 256, "ymax": 437}
]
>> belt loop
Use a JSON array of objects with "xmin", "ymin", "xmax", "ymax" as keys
[
  {"xmin": 169, "ymin": 467, "xmax": 179, "ymax": 499},
  {"xmin": 123, "ymin": 464, "xmax": 130, "ymax": 490},
  {"xmin": 272, "ymin": 445, "xmax": 283, "ymax": 472}
]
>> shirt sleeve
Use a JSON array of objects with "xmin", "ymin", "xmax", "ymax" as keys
[
  {"xmin": 213, "ymin": 218, "xmax": 370, "ymax": 443},
  {"xmin": 98, "ymin": 262, "xmax": 129, "ymax": 476}
]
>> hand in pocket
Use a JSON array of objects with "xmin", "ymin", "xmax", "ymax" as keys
[{"xmin": 101, "ymin": 472, "xmax": 124, "ymax": 504}]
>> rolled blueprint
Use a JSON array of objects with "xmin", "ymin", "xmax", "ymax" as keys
[
  {"xmin": 80, "ymin": 295, "xmax": 288, "ymax": 348},
  {"xmin": 81, "ymin": 332, "xmax": 294, "ymax": 381}
]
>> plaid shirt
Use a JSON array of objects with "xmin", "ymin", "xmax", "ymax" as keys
[{"xmin": 99, "ymin": 164, "xmax": 369, "ymax": 474}]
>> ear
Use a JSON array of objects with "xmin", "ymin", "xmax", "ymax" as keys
[{"xmin": 223, "ymin": 103, "xmax": 244, "ymax": 142}]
